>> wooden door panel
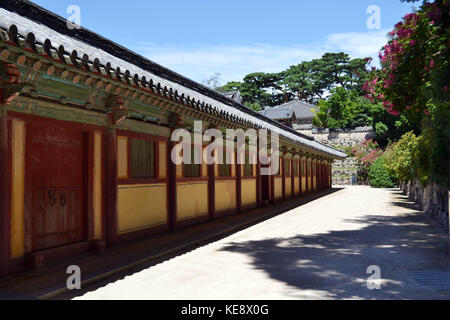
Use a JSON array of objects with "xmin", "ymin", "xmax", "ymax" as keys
[{"xmin": 29, "ymin": 124, "xmax": 85, "ymax": 251}]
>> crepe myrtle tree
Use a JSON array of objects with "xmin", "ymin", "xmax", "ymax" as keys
[{"xmin": 365, "ymin": 0, "xmax": 449, "ymax": 187}]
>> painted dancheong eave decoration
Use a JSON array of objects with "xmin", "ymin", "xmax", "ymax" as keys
[{"xmin": 0, "ymin": 0, "xmax": 346, "ymax": 276}]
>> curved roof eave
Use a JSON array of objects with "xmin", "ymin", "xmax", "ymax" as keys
[{"xmin": 0, "ymin": 0, "xmax": 347, "ymax": 159}]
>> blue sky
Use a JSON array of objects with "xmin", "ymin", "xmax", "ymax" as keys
[{"xmin": 32, "ymin": 0, "xmax": 417, "ymax": 84}]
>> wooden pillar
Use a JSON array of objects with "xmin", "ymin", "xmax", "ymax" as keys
[
  {"xmin": 291, "ymin": 159, "xmax": 295, "ymax": 198},
  {"xmin": 317, "ymin": 161, "xmax": 320, "ymax": 190},
  {"xmin": 299, "ymin": 157, "xmax": 303, "ymax": 197},
  {"xmin": 306, "ymin": 158, "xmax": 309, "ymax": 194},
  {"xmin": 168, "ymin": 138, "xmax": 177, "ymax": 229},
  {"xmin": 329, "ymin": 162, "xmax": 332, "ymax": 188},
  {"xmin": 319, "ymin": 162, "xmax": 322, "ymax": 190},
  {"xmin": 328, "ymin": 162, "xmax": 333, "ymax": 188},
  {"xmin": 323, "ymin": 162, "xmax": 326, "ymax": 189},
  {"xmin": 270, "ymin": 157, "xmax": 275, "ymax": 204},
  {"xmin": 207, "ymin": 142, "xmax": 215, "ymax": 220},
  {"xmin": 0, "ymin": 102, "xmax": 9, "ymax": 275},
  {"xmin": 105, "ymin": 125, "xmax": 118, "ymax": 247},
  {"xmin": 318, "ymin": 162, "xmax": 321, "ymax": 190},
  {"xmin": 256, "ymin": 145, "xmax": 262, "ymax": 207},
  {"xmin": 282, "ymin": 155, "xmax": 286, "ymax": 201},
  {"xmin": 236, "ymin": 150, "xmax": 242, "ymax": 213},
  {"xmin": 316, "ymin": 161, "xmax": 319, "ymax": 191}
]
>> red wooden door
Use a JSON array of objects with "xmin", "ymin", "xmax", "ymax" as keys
[{"xmin": 28, "ymin": 124, "xmax": 85, "ymax": 251}]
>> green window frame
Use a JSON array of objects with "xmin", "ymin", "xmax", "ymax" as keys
[
  {"xmin": 218, "ymin": 148, "xmax": 231, "ymax": 177},
  {"xmin": 284, "ymin": 159, "xmax": 291, "ymax": 176},
  {"xmin": 184, "ymin": 145, "xmax": 201, "ymax": 177},
  {"xmin": 243, "ymin": 152, "xmax": 253, "ymax": 177},
  {"xmin": 130, "ymin": 138, "xmax": 155, "ymax": 179},
  {"xmin": 277, "ymin": 157, "xmax": 281, "ymax": 176},
  {"xmin": 293, "ymin": 160, "xmax": 299, "ymax": 176},
  {"xmin": 301, "ymin": 161, "xmax": 305, "ymax": 176}
]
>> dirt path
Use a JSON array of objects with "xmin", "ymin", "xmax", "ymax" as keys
[{"xmin": 75, "ymin": 186, "xmax": 450, "ymax": 300}]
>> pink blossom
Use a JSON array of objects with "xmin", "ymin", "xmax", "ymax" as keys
[
  {"xmin": 389, "ymin": 109, "xmax": 400, "ymax": 116},
  {"xmin": 430, "ymin": 60, "xmax": 435, "ymax": 68},
  {"xmin": 424, "ymin": 109, "xmax": 430, "ymax": 116},
  {"xmin": 445, "ymin": 85, "xmax": 448, "ymax": 92}
]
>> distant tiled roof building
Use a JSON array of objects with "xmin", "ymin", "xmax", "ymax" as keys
[
  {"xmin": 259, "ymin": 100, "xmax": 317, "ymax": 128},
  {"xmin": 221, "ymin": 91, "xmax": 243, "ymax": 104}
]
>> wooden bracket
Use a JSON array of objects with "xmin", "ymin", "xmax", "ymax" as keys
[{"xmin": 0, "ymin": 61, "xmax": 32, "ymax": 105}]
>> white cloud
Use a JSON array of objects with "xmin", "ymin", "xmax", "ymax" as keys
[
  {"xmin": 325, "ymin": 29, "xmax": 390, "ymax": 57},
  {"xmin": 131, "ymin": 29, "xmax": 390, "ymax": 85}
]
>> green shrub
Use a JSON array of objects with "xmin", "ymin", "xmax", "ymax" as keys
[{"xmin": 369, "ymin": 155, "xmax": 397, "ymax": 188}]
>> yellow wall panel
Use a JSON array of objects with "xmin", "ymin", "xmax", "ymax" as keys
[
  {"xmin": 301, "ymin": 177, "xmax": 306, "ymax": 193},
  {"xmin": 118, "ymin": 184, "xmax": 167, "ymax": 234},
  {"xmin": 274, "ymin": 177, "xmax": 282, "ymax": 200},
  {"xmin": 294, "ymin": 176, "xmax": 299, "ymax": 195},
  {"xmin": 285, "ymin": 177, "xmax": 292, "ymax": 197},
  {"xmin": 158, "ymin": 141, "xmax": 167, "ymax": 178},
  {"xmin": 177, "ymin": 182, "xmax": 208, "ymax": 220},
  {"xmin": 11, "ymin": 120, "xmax": 25, "ymax": 259},
  {"xmin": 117, "ymin": 136, "xmax": 128, "ymax": 179},
  {"xmin": 215, "ymin": 180, "xmax": 236, "ymax": 212},
  {"xmin": 241, "ymin": 179, "xmax": 257, "ymax": 208},
  {"xmin": 93, "ymin": 132, "xmax": 103, "ymax": 239}
]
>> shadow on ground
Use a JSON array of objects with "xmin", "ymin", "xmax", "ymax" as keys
[
  {"xmin": 220, "ymin": 189, "xmax": 450, "ymax": 299},
  {"xmin": 53, "ymin": 188, "xmax": 344, "ymax": 300}
]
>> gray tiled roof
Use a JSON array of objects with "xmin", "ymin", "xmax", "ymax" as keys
[
  {"xmin": 259, "ymin": 106, "xmax": 295, "ymax": 120},
  {"xmin": 0, "ymin": 0, "xmax": 346, "ymax": 159},
  {"xmin": 275, "ymin": 100, "xmax": 316, "ymax": 120},
  {"xmin": 260, "ymin": 100, "xmax": 316, "ymax": 121}
]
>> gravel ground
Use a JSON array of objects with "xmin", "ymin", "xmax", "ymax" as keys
[{"xmin": 74, "ymin": 186, "xmax": 450, "ymax": 300}]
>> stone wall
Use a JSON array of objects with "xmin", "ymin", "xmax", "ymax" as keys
[
  {"xmin": 401, "ymin": 179, "xmax": 449, "ymax": 232},
  {"xmin": 297, "ymin": 126, "xmax": 375, "ymax": 185},
  {"xmin": 332, "ymin": 157, "xmax": 359, "ymax": 185}
]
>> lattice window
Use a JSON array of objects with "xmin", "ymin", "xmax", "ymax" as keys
[{"xmin": 130, "ymin": 139, "xmax": 155, "ymax": 179}]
